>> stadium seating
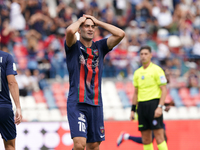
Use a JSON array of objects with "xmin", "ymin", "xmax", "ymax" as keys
[{"xmin": 13, "ymin": 80, "xmax": 200, "ymax": 122}]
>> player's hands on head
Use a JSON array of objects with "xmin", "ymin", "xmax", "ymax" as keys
[
  {"xmin": 15, "ymin": 108, "xmax": 22, "ymax": 125},
  {"xmin": 78, "ymin": 16, "xmax": 87, "ymax": 24},
  {"xmin": 83, "ymin": 14, "xmax": 99, "ymax": 26}
]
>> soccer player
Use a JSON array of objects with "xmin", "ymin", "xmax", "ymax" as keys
[
  {"xmin": 130, "ymin": 46, "xmax": 168, "ymax": 150},
  {"xmin": 0, "ymin": 50, "xmax": 22, "ymax": 150},
  {"xmin": 64, "ymin": 14, "xmax": 125, "ymax": 150}
]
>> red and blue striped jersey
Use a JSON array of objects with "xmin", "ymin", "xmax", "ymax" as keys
[{"xmin": 64, "ymin": 38, "xmax": 110, "ymax": 106}]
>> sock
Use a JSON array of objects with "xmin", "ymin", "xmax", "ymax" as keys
[
  {"xmin": 124, "ymin": 133, "xmax": 130, "ymax": 140},
  {"xmin": 128, "ymin": 136, "xmax": 143, "ymax": 144},
  {"xmin": 143, "ymin": 143, "xmax": 154, "ymax": 150},
  {"xmin": 157, "ymin": 141, "xmax": 168, "ymax": 150}
]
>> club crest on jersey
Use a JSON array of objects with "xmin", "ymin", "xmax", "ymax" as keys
[
  {"xmin": 100, "ymin": 126, "xmax": 104, "ymax": 133},
  {"xmin": 79, "ymin": 55, "xmax": 85, "ymax": 65},
  {"xmin": 93, "ymin": 49, "xmax": 98, "ymax": 56},
  {"xmin": 141, "ymin": 75, "xmax": 145, "ymax": 80}
]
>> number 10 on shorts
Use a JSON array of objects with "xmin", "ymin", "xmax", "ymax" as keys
[{"xmin": 78, "ymin": 121, "xmax": 86, "ymax": 132}]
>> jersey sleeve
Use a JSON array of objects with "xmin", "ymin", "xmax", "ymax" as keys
[
  {"xmin": 64, "ymin": 40, "xmax": 78, "ymax": 54},
  {"xmin": 155, "ymin": 67, "xmax": 167, "ymax": 86},
  {"xmin": 96, "ymin": 38, "xmax": 110, "ymax": 57},
  {"xmin": 6, "ymin": 54, "xmax": 17, "ymax": 76}
]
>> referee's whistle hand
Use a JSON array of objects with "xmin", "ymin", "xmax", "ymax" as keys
[
  {"xmin": 130, "ymin": 111, "xmax": 135, "ymax": 120},
  {"xmin": 154, "ymin": 107, "xmax": 162, "ymax": 118}
]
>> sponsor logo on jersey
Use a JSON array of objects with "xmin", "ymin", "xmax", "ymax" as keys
[
  {"xmin": 79, "ymin": 55, "xmax": 85, "ymax": 65},
  {"xmin": 0, "ymin": 57, "xmax": 2, "ymax": 63},
  {"xmin": 160, "ymin": 75, "xmax": 167, "ymax": 83},
  {"xmin": 80, "ymin": 47, "xmax": 85, "ymax": 51}
]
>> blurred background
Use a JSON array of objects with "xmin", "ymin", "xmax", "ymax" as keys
[{"xmin": 0, "ymin": 0, "xmax": 200, "ymax": 149}]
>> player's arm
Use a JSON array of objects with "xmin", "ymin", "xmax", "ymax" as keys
[
  {"xmin": 83, "ymin": 14, "xmax": 125, "ymax": 49},
  {"xmin": 130, "ymin": 88, "xmax": 138, "ymax": 120},
  {"xmin": 65, "ymin": 16, "xmax": 87, "ymax": 47},
  {"xmin": 7, "ymin": 75, "xmax": 22, "ymax": 125},
  {"xmin": 154, "ymin": 85, "xmax": 167, "ymax": 118}
]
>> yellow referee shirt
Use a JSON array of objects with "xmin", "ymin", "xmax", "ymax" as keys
[{"xmin": 133, "ymin": 62, "xmax": 167, "ymax": 102}]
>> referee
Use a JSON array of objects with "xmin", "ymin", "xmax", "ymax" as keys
[{"xmin": 130, "ymin": 46, "xmax": 168, "ymax": 150}]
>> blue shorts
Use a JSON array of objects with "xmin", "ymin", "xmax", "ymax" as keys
[
  {"xmin": 67, "ymin": 102, "xmax": 105, "ymax": 143},
  {"xmin": 0, "ymin": 108, "xmax": 16, "ymax": 141}
]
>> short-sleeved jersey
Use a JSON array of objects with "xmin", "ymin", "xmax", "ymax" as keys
[
  {"xmin": 133, "ymin": 62, "xmax": 167, "ymax": 102},
  {"xmin": 0, "ymin": 51, "xmax": 17, "ymax": 109},
  {"xmin": 64, "ymin": 38, "xmax": 110, "ymax": 106}
]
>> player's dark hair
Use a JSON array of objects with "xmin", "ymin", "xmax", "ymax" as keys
[
  {"xmin": 139, "ymin": 46, "xmax": 151, "ymax": 53},
  {"xmin": 80, "ymin": 18, "xmax": 96, "ymax": 27}
]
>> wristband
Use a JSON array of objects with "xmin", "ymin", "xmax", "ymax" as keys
[
  {"xmin": 131, "ymin": 105, "xmax": 136, "ymax": 112},
  {"xmin": 158, "ymin": 104, "xmax": 166, "ymax": 110}
]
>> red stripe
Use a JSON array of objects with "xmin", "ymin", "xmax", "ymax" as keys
[
  {"xmin": 79, "ymin": 63, "xmax": 85, "ymax": 102},
  {"xmin": 94, "ymin": 66, "xmax": 99, "ymax": 105},
  {"xmin": 86, "ymin": 48, "xmax": 94, "ymax": 87}
]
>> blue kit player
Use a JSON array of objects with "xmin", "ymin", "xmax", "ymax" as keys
[
  {"xmin": 0, "ymin": 49, "xmax": 22, "ymax": 150},
  {"xmin": 64, "ymin": 14, "xmax": 125, "ymax": 150}
]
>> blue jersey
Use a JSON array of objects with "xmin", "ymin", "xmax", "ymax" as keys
[
  {"xmin": 64, "ymin": 38, "xmax": 110, "ymax": 106},
  {"xmin": 0, "ymin": 51, "xmax": 17, "ymax": 109}
]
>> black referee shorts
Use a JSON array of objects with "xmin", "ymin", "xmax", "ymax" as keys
[{"xmin": 137, "ymin": 99, "xmax": 163, "ymax": 131}]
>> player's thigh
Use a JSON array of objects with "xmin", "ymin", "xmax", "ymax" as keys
[
  {"xmin": 86, "ymin": 141, "xmax": 101, "ymax": 150},
  {"xmin": 67, "ymin": 103, "xmax": 88, "ymax": 139},
  {"xmin": 0, "ymin": 108, "xmax": 16, "ymax": 142},
  {"xmin": 86, "ymin": 106, "xmax": 105, "ymax": 143},
  {"xmin": 73, "ymin": 137, "xmax": 87, "ymax": 149},
  {"xmin": 3, "ymin": 138, "xmax": 15, "ymax": 150},
  {"xmin": 153, "ymin": 128, "xmax": 165, "ymax": 144},
  {"xmin": 141, "ymin": 129, "xmax": 152, "ymax": 144}
]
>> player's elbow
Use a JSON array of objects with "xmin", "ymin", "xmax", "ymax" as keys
[{"xmin": 118, "ymin": 31, "xmax": 125, "ymax": 39}]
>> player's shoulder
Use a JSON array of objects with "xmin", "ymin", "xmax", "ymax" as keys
[
  {"xmin": 133, "ymin": 66, "xmax": 142, "ymax": 76},
  {"xmin": 0, "ymin": 51, "xmax": 13, "ymax": 60},
  {"xmin": 151, "ymin": 63, "xmax": 163, "ymax": 71}
]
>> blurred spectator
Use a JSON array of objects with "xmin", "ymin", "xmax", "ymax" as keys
[
  {"xmin": 0, "ymin": 19, "xmax": 14, "ymax": 47},
  {"xmin": 25, "ymin": 0, "xmax": 42, "ymax": 19},
  {"xmin": 184, "ymin": 63, "xmax": 200, "ymax": 96},
  {"xmin": 15, "ymin": 69, "xmax": 28, "ymax": 96},
  {"xmin": 9, "ymin": 0, "xmax": 26, "ymax": 31},
  {"xmin": 166, "ymin": 68, "xmax": 184, "ymax": 107},
  {"xmin": 156, "ymin": 5, "xmax": 172, "ymax": 28},
  {"xmin": 192, "ymin": 36, "xmax": 200, "ymax": 59},
  {"xmin": 113, "ymin": 0, "xmax": 126, "ymax": 16},
  {"xmin": 135, "ymin": 0, "xmax": 152, "ymax": 23}
]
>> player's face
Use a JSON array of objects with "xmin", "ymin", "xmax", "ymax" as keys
[
  {"xmin": 140, "ymin": 49, "xmax": 152, "ymax": 65},
  {"xmin": 79, "ymin": 19, "xmax": 95, "ymax": 41}
]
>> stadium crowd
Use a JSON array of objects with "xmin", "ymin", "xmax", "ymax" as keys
[{"xmin": 0, "ymin": 0, "xmax": 200, "ymax": 107}]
